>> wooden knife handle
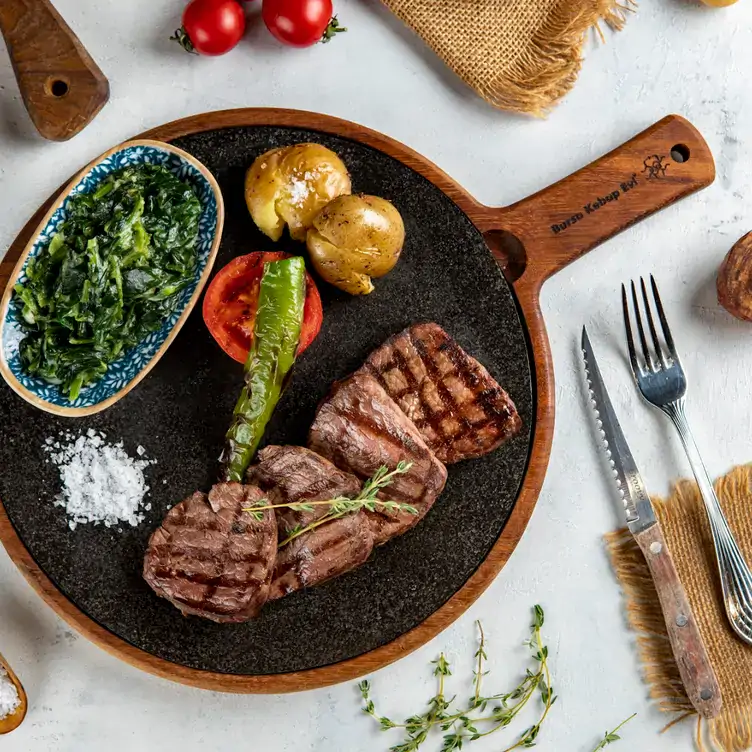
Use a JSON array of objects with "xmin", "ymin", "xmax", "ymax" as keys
[
  {"xmin": 633, "ymin": 523, "xmax": 722, "ymax": 719},
  {"xmin": 0, "ymin": 0, "xmax": 109, "ymax": 141}
]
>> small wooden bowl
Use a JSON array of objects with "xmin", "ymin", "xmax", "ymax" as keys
[
  {"xmin": 0, "ymin": 653, "xmax": 27, "ymax": 735},
  {"xmin": 0, "ymin": 139, "xmax": 224, "ymax": 417}
]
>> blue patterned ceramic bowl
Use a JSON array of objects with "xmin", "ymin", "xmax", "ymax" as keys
[{"xmin": 0, "ymin": 140, "xmax": 224, "ymax": 417}]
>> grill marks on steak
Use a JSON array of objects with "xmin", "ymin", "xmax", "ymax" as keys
[
  {"xmin": 143, "ymin": 483, "xmax": 276, "ymax": 623},
  {"xmin": 248, "ymin": 445, "xmax": 361, "ymax": 536},
  {"xmin": 308, "ymin": 371, "xmax": 447, "ymax": 545},
  {"xmin": 144, "ymin": 323, "xmax": 520, "ymax": 620},
  {"xmin": 248, "ymin": 445, "xmax": 374, "ymax": 597},
  {"xmin": 362, "ymin": 323, "xmax": 522, "ymax": 463},
  {"xmin": 269, "ymin": 512, "xmax": 373, "ymax": 600}
]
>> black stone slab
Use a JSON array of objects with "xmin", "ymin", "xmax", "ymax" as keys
[{"xmin": 0, "ymin": 126, "xmax": 534, "ymax": 675}]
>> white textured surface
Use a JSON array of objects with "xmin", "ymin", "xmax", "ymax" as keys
[{"xmin": 1, "ymin": 1, "xmax": 751, "ymax": 749}]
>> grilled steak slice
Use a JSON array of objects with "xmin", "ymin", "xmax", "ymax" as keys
[
  {"xmin": 308, "ymin": 371, "xmax": 447, "ymax": 545},
  {"xmin": 143, "ymin": 483, "xmax": 276, "ymax": 623},
  {"xmin": 362, "ymin": 322, "xmax": 522, "ymax": 463},
  {"xmin": 248, "ymin": 445, "xmax": 361, "ymax": 536},
  {"xmin": 269, "ymin": 512, "xmax": 373, "ymax": 599},
  {"xmin": 248, "ymin": 445, "xmax": 373, "ymax": 598}
]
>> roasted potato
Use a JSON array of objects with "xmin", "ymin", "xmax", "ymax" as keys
[
  {"xmin": 306, "ymin": 194, "xmax": 405, "ymax": 295},
  {"xmin": 245, "ymin": 144, "xmax": 351, "ymax": 242}
]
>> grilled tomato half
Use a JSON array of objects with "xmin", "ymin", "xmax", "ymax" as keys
[{"xmin": 203, "ymin": 251, "xmax": 323, "ymax": 362}]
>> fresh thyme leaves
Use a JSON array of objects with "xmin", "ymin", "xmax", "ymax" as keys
[
  {"xmin": 358, "ymin": 606, "xmax": 556, "ymax": 752},
  {"xmin": 244, "ymin": 462, "xmax": 416, "ymax": 548},
  {"xmin": 591, "ymin": 714, "xmax": 637, "ymax": 751},
  {"xmin": 358, "ymin": 607, "xmax": 634, "ymax": 752}
]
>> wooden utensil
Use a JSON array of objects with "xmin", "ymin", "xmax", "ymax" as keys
[
  {"xmin": 0, "ymin": 110, "xmax": 715, "ymax": 693},
  {"xmin": 0, "ymin": 0, "xmax": 109, "ymax": 141},
  {"xmin": 0, "ymin": 651, "xmax": 27, "ymax": 735}
]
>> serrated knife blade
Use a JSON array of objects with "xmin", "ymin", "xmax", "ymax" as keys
[{"xmin": 581, "ymin": 326, "xmax": 656, "ymax": 534}]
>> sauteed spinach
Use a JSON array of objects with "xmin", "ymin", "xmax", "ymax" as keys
[{"xmin": 13, "ymin": 164, "xmax": 202, "ymax": 400}]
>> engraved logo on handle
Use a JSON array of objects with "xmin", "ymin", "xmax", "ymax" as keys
[{"xmin": 642, "ymin": 154, "xmax": 669, "ymax": 180}]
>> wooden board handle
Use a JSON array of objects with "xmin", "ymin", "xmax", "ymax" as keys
[
  {"xmin": 0, "ymin": 0, "xmax": 109, "ymax": 141},
  {"xmin": 477, "ymin": 115, "xmax": 715, "ymax": 289},
  {"xmin": 633, "ymin": 523, "xmax": 722, "ymax": 719}
]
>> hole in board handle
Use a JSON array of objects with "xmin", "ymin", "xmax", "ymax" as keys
[
  {"xmin": 45, "ymin": 78, "xmax": 69, "ymax": 98},
  {"xmin": 482, "ymin": 230, "xmax": 527, "ymax": 284},
  {"xmin": 670, "ymin": 144, "xmax": 690, "ymax": 163}
]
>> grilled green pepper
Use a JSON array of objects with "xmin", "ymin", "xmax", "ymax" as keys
[{"xmin": 219, "ymin": 256, "xmax": 306, "ymax": 482}]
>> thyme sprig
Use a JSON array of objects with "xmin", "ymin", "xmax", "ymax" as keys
[
  {"xmin": 359, "ymin": 606, "xmax": 556, "ymax": 752},
  {"xmin": 358, "ymin": 607, "xmax": 634, "ymax": 752},
  {"xmin": 244, "ymin": 462, "xmax": 416, "ymax": 548},
  {"xmin": 591, "ymin": 714, "xmax": 637, "ymax": 750}
]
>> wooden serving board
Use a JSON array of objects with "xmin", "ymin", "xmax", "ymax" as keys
[{"xmin": 0, "ymin": 110, "xmax": 714, "ymax": 692}]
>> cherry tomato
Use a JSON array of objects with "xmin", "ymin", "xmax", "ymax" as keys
[
  {"xmin": 173, "ymin": 0, "xmax": 246, "ymax": 56},
  {"xmin": 203, "ymin": 252, "xmax": 324, "ymax": 363},
  {"xmin": 262, "ymin": 0, "xmax": 346, "ymax": 47}
]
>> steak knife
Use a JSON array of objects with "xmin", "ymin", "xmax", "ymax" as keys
[{"xmin": 581, "ymin": 327, "xmax": 722, "ymax": 719}]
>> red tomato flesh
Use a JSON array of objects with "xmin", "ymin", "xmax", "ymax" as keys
[{"xmin": 203, "ymin": 252, "xmax": 323, "ymax": 363}]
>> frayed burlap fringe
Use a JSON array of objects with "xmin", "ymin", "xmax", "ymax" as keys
[
  {"xmin": 606, "ymin": 466, "xmax": 752, "ymax": 752},
  {"xmin": 486, "ymin": 0, "xmax": 636, "ymax": 115},
  {"xmin": 381, "ymin": 0, "xmax": 636, "ymax": 115}
]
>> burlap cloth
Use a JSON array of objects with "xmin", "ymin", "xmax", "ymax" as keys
[
  {"xmin": 606, "ymin": 466, "xmax": 752, "ymax": 752},
  {"xmin": 380, "ymin": 0, "xmax": 636, "ymax": 115}
]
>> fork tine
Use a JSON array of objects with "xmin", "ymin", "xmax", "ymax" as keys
[
  {"xmin": 650, "ymin": 275, "xmax": 678, "ymax": 359},
  {"xmin": 640, "ymin": 277, "xmax": 667, "ymax": 367},
  {"xmin": 631, "ymin": 280, "xmax": 654, "ymax": 371},
  {"xmin": 621, "ymin": 283, "xmax": 642, "ymax": 378}
]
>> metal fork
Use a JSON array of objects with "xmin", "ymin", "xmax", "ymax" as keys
[{"xmin": 622, "ymin": 275, "xmax": 752, "ymax": 645}]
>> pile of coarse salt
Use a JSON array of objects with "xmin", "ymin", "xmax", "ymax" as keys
[
  {"xmin": 44, "ymin": 429, "xmax": 156, "ymax": 531},
  {"xmin": 0, "ymin": 666, "xmax": 20, "ymax": 720}
]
